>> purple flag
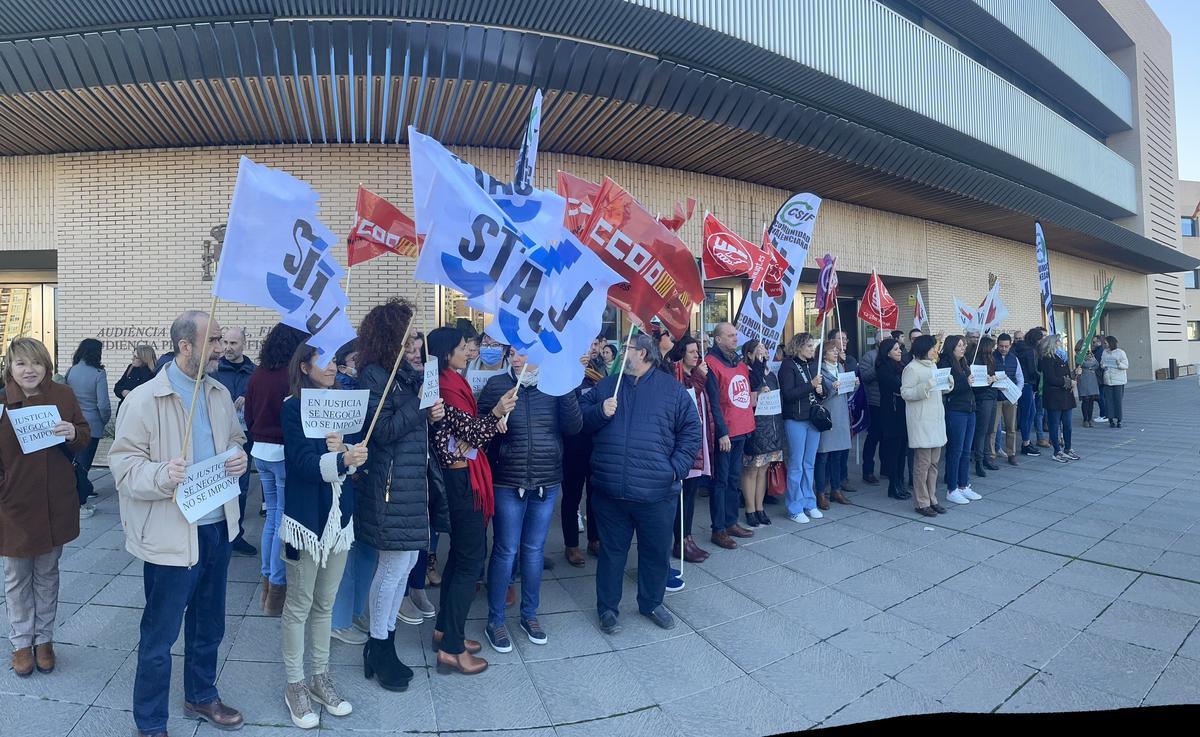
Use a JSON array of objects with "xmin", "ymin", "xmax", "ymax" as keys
[{"xmin": 815, "ymin": 253, "xmax": 838, "ymax": 322}]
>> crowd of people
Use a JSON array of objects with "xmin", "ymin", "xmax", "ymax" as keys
[{"xmin": 0, "ymin": 303, "xmax": 1135, "ymax": 735}]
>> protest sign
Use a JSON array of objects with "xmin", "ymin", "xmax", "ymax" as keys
[
  {"xmin": 837, "ymin": 371, "xmax": 856, "ymax": 395},
  {"xmin": 6, "ymin": 404, "xmax": 65, "ymax": 454},
  {"xmin": 1035, "ymin": 222, "xmax": 1057, "ymax": 335},
  {"xmin": 468, "ymin": 368, "xmax": 505, "ymax": 397},
  {"xmin": 175, "ymin": 447, "xmax": 240, "ymax": 524},
  {"xmin": 932, "ymin": 368, "xmax": 952, "ymax": 392},
  {"xmin": 969, "ymin": 365, "xmax": 989, "ymax": 387},
  {"xmin": 994, "ymin": 377, "xmax": 1020, "ymax": 404},
  {"xmin": 420, "ymin": 357, "xmax": 440, "ymax": 409},
  {"xmin": 301, "ymin": 388, "xmax": 369, "ymax": 439},
  {"xmin": 754, "ymin": 390, "xmax": 781, "ymax": 416}
]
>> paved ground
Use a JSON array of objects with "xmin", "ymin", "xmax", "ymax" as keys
[{"xmin": 3, "ymin": 379, "xmax": 1200, "ymax": 736}]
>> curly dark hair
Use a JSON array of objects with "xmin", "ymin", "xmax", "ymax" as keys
[
  {"xmin": 259, "ymin": 323, "xmax": 309, "ymax": 371},
  {"xmin": 358, "ymin": 298, "xmax": 416, "ymax": 369},
  {"xmin": 72, "ymin": 338, "xmax": 104, "ymax": 370}
]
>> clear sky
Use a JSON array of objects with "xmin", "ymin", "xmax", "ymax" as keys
[{"xmin": 1147, "ymin": 0, "xmax": 1199, "ymax": 181}]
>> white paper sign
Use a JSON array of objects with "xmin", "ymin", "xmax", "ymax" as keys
[
  {"xmin": 1103, "ymin": 354, "xmax": 1117, "ymax": 369},
  {"xmin": 447, "ymin": 435, "xmax": 478, "ymax": 461},
  {"xmin": 754, "ymin": 389, "xmax": 781, "ymax": 416},
  {"xmin": 301, "ymin": 388, "xmax": 370, "ymax": 439},
  {"xmin": 767, "ymin": 361, "xmax": 782, "ymax": 376},
  {"xmin": 969, "ymin": 365, "xmax": 989, "ymax": 387},
  {"xmin": 932, "ymin": 368, "xmax": 952, "ymax": 392},
  {"xmin": 7, "ymin": 404, "xmax": 66, "ymax": 454},
  {"xmin": 993, "ymin": 377, "xmax": 1021, "ymax": 404},
  {"xmin": 420, "ymin": 357, "xmax": 441, "ymax": 409},
  {"xmin": 175, "ymin": 447, "xmax": 241, "ymax": 524},
  {"xmin": 468, "ymin": 368, "xmax": 505, "ymax": 396},
  {"xmin": 837, "ymin": 371, "xmax": 856, "ymax": 395}
]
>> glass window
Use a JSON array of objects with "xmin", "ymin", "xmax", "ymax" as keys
[
  {"xmin": 1189, "ymin": 321, "xmax": 1200, "ymax": 342},
  {"xmin": 1185, "ymin": 270, "xmax": 1199, "ymax": 290},
  {"xmin": 1182, "ymin": 217, "xmax": 1197, "ymax": 238},
  {"xmin": 1053, "ymin": 308, "xmax": 1068, "ymax": 339},
  {"xmin": 703, "ymin": 288, "xmax": 733, "ymax": 337}
]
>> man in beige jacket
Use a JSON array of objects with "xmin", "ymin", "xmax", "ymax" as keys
[{"xmin": 110, "ymin": 310, "xmax": 249, "ymax": 737}]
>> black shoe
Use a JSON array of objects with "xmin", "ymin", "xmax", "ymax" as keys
[
  {"xmin": 863, "ymin": 474, "xmax": 880, "ymax": 485},
  {"xmin": 931, "ymin": 504, "xmax": 948, "ymax": 514},
  {"xmin": 231, "ymin": 538, "xmax": 257, "ymax": 557},
  {"xmin": 363, "ymin": 637, "xmax": 411, "ymax": 691},
  {"xmin": 974, "ymin": 462, "xmax": 987, "ymax": 478},
  {"xmin": 1116, "ymin": 421, "xmax": 1122, "ymax": 428},
  {"xmin": 917, "ymin": 506, "xmax": 938, "ymax": 518},
  {"xmin": 887, "ymin": 486, "xmax": 903, "ymax": 499},
  {"xmin": 756, "ymin": 510, "xmax": 772, "ymax": 526},
  {"xmin": 543, "ymin": 558, "xmax": 555, "ymax": 571},
  {"xmin": 599, "ymin": 610, "xmax": 622, "ymax": 635},
  {"xmin": 641, "ymin": 605, "xmax": 676, "ymax": 630},
  {"xmin": 897, "ymin": 490, "xmax": 912, "ymax": 500},
  {"xmin": 983, "ymin": 460, "xmax": 1000, "ymax": 471},
  {"xmin": 1022, "ymin": 445, "xmax": 1041, "ymax": 457},
  {"xmin": 745, "ymin": 511, "xmax": 761, "ymax": 529}
]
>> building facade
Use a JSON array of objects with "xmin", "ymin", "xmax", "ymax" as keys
[
  {"xmin": 1, "ymin": 0, "xmax": 1196, "ymax": 389},
  {"xmin": 1179, "ymin": 179, "xmax": 1200, "ymax": 368}
]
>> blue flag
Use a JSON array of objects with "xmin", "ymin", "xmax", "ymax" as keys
[{"xmin": 1035, "ymin": 222, "xmax": 1056, "ymax": 336}]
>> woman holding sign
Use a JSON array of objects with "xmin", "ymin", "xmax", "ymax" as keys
[
  {"xmin": 740, "ymin": 339, "xmax": 783, "ymax": 529},
  {"xmin": 971, "ymin": 336, "xmax": 1000, "ymax": 479},
  {"xmin": 277, "ymin": 344, "xmax": 367, "ymax": 728},
  {"xmin": 1038, "ymin": 335, "xmax": 1080, "ymax": 463},
  {"xmin": 813, "ymin": 341, "xmax": 854, "ymax": 509},
  {"xmin": 939, "ymin": 336, "xmax": 979, "ymax": 505},
  {"xmin": 874, "ymin": 339, "xmax": 910, "ymax": 501},
  {"xmin": 0, "ymin": 337, "xmax": 91, "ymax": 677},
  {"xmin": 901, "ymin": 335, "xmax": 949, "ymax": 518}
]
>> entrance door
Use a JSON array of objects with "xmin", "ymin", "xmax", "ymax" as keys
[{"xmin": 0, "ymin": 280, "xmax": 58, "ymax": 369}]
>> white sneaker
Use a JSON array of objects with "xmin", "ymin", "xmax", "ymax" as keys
[
  {"xmin": 947, "ymin": 490, "xmax": 970, "ymax": 505},
  {"xmin": 788, "ymin": 512, "xmax": 810, "ymax": 524},
  {"xmin": 79, "ymin": 504, "xmax": 95, "ymax": 519},
  {"xmin": 577, "ymin": 511, "xmax": 586, "ymax": 533},
  {"xmin": 806, "ymin": 508, "xmax": 824, "ymax": 519},
  {"xmin": 961, "ymin": 487, "xmax": 982, "ymax": 501},
  {"xmin": 1096, "ymin": 416, "xmax": 1108, "ymax": 422}
]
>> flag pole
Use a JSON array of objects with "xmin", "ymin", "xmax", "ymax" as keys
[
  {"xmin": 177, "ymin": 292, "xmax": 221, "ymax": 487},
  {"xmin": 362, "ymin": 318, "xmax": 416, "ymax": 446},
  {"xmin": 612, "ymin": 321, "xmax": 637, "ymax": 396},
  {"xmin": 502, "ymin": 362, "xmax": 528, "ymax": 422}
]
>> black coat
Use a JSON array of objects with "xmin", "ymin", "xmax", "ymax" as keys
[
  {"xmin": 281, "ymin": 396, "xmax": 355, "ymax": 548},
  {"xmin": 1015, "ymin": 341, "xmax": 1041, "ymax": 390},
  {"xmin": 875, "ymin": 359, "xmax": 907, "ymax": 439},
  {"xmin": 746, "ymin": 371, "xmax": 785, "ymax": 457},
  {"xmin": 779, "ymin": 357, "xmax": 819, "ymax": 422},
  {"xmin": 942, "ymin": 363, "xmax": 976, "ymax": 413},
  {"xmin": 1039, "ymin": 355, "xmax": 1077, "ymax": 411},
  {"xmin": 478, "ymin": 371, "xmax": 583, "ymax": 490},
  {"xmin": 354, "ymin": 361, "xmax": 449, "ymax": 552}
]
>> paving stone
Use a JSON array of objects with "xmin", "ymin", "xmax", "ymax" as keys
[
  {"xmin": 1106, "ymin": 523, "xmax": 1182, "ymax": 550},
  {"xmin": 1142, "ymin": 656, "xmax": 1200, "ymax": 707},
  {"xmin": 1043, "ymin": 631, "xmax": 1170, "ymax": 698},
  {"xmin": 772, "ymin": 586, "xmax": 883, "ymax": 639},
  {"xmin": 663, "ymin": 583, "xmax": 762, "ymax": 631},
  {"xmin": 1020, "ymin": 529, "xmax": 1099, "ymax": 557},
  {"xmin": 1081, "ymin": 540, "xmax": 1164, "ymax": 570},
  {"xmin": 0, "ymin": 693, "xmax": 89, "ymax": 737},
  {"xmin": 1179, "ymin": 627, "xmax": 1200, "ymax": 661},
  {"xmin": 940, "ymin": 564, "xmax": 1041, "ymax": 606},
  {"xmin": 827, "ymin": 624, "xmax": 933, "ymax": 677},
  {"xmin": 618, "ymin": 632, "xmax": 743, "ymax": 703},
  {"xmin": 888, "ymin": 585, "xmax": 999, "ymax": 637},
  {"xmin": 700, "ymin": 608, "xmax": 818, "ymax": 672},
  {"xmin": 923, "ymin": 533, "xmax": 1011, "ymax": 563},
  {"xmin": 897, "ymin": 641, "xmax": 1035, "ymax": 712},
  {"xmin": 1120, "ymin": 574, "xmax": 1200, "ymax": 616},
  {"xmin": 998, "ymin": 671, "xmax": 1138, "ymax": 713},
  {"xmin": 835, "ymin": 534, "xmax": 921, "ymax": 565},
  {"xmin": 661, "ymin": 675, "xmax": 812, "ymax": 737},
  {"xmin": 724, "ymin": 564, "xmax": 824, "ymax": 607},
  {"xmin": 742, "ymin": 533, "xmax": 827, "ymax": 564},
  {"xmin": 1044, "ymin": 560, "xmax": 1140, "ymax": 597},
  {"xmin": 966, "ymin": 519, "xmax": 1040, "ymax": 544},
  {"xmin": 751, "ymin": 642, "xmax": 888, "ymax": 723},
  {"xmin": 983, "ymin": 546, "xmax": 1070, "ymax": 580},
  {"xmin": 794, "ymin": 521, "xmax": 877, "ymax": 547},
  {"xmin": 876, "ymin": 520, "xmax": 955, "ymax": 547},
  {"xmin": 691, "ymin": 546, "xmax": 775, "ymax": 581},
  {"xmin": 1006, "ymin": 581, "xmax": 1114, "ymax": 630},
  {"xmin": 1047, "ymin": 516, "xmax": 1122, "ymax": 539},
  {"xmin": 787, "ymin": 548, "xmax": 876, "ymax": 585},
  {"xmin": 527, "ymin": 651, "xmax": 652, "ymax": 724},
  {"xmin": 89, "ymin": 573, "xmax": 146, "ymax": 608},
  {"xmin": 57, "ymin": 571, "xmax": 117, "ymax": 605},
  {"xmin": 1085, "ymin": 599, "xmax": 1199, "ymax": 653},
  {"xmin": 833, "ymin": 566, "xmax": 930, "ymax": 610},
  {"xmin": 54, "ymin": 603, "xmax": 144, "ymax": 651},
  {"xmin": 953, "ymin": 608, "xmax": 1080, "ymax": 669},
  {"xmin": 67, "ymin": 706, "xmax": 199, "ymax": 737},
  {"xmin": 314, "ymin": 663, "xmax": 436, "ymax": 732},
  {"xmin": 0, "ymin": 642, "xmax": 127, "ymax": 706},
  {"xmin": 1146, "ymin": 551, "xmax": 1200, "ymax": 580},
  {"xmin": 821, "ymin": 679, "xmax": 945, "ymax": 726},
  {"xmin": 58, "ymin": 546, "xmax": 135, "ymax": 575},
  {"xmin": 838, "ymin": 510, "xmax": 910, "ymax": 533},
  {"xmin": 94, "ymin": 651, "xmax": 185, "ymax": 713},
  {"xmin": 511, "ymin": 609, "xmax": 613, "ymax": 662},
  {"xmin": 556, "ymin": 708, "xmax": 682, "ymax": 737}
]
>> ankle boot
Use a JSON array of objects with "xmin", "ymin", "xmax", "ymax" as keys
[
  {"xmin": 975, "ymin": 461, "xmax": 987, "ymax": 478},
  {"xmin": 436, "ymin": 649, "xmax": 489, "ymax": 675},
  {"xmin": 363, "ymin": 636, "xmax": 411, "ymax": 691},
  {"xmin": 816, "ymin": 492, "xmax": 831, "ymax": 510},
  {"xmin": 682, "ymin": 536, "xmax": 708, "ymax": 563}
]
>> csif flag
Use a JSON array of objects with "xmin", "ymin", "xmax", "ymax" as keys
[
  {"xmin": 512, "ymin": 89, "xmax": 542, "ymax": 191},
  {"xmin": 814, "ymin": 253, "xmax": 838, "ymax": 322},
  {"xmin": 1035, "ymin": 222, "xmax": 1057, "ymax": 336},
  {"xmin": 913, "ymin": 286, "xmax": 927, "ymax": 330},
  {"xmin": 214, "ymin": 156, "xmax": 355, "ymax": 368},
  {"xmin": 347, "ymin": 186, "xmax": 419, "ymax": 266},
  {"xmin": 858, "ymin": 270, "xmax": 898, "ymax": 330}
]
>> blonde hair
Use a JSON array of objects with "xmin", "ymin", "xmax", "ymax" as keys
[
  {"xmin": 134, "ymin": 344, "xmax": 157, "ymax": 369},
  {"xmin": 3, "ymin": 337, "xmax": 54, "ymax": 386},
  {"xmin": 784, "ymin": 332, "xmax": 814, "ymax": 358}
]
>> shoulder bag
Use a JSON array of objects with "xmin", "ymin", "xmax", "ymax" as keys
[{"xmin": 796, "ymin": 362, "xmax": 832, "ymax": 432}]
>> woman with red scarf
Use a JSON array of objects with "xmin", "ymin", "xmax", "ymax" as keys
[
  {"xmin": 426, "ymin": 327, "xmax": 517, "ymax": 675},
  {"xmin": 666, "ymin": 335, "xmax": 713, "ymax": 563}
]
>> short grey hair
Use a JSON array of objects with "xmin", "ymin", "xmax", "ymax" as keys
[
  {"xmin": 170, "ymin": 310, "xmax": 209, "ymax": 354},
  {"xmin": 627, "ymin": 333, "xmax": 661, "ymax": 366},
  {"xmin": 222, "ymin": 326, "xmax": 247, "ymax": 342}
]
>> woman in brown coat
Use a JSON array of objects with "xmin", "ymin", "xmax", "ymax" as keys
[{"xmin": 1, "ymin": 337, "xmax": 90, "ymax": 677}]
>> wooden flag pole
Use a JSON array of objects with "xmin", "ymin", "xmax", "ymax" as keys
[
  {"xmin": 179, "ymin": 292, "xmax": 221, "ymax": 462},
  {"xmin": 362, "ymin": 318, "xmax": 416, "ymax": 446},
  {"xmin": 612, "ymin": 322, "xmax": 637, "ymax": 396}
]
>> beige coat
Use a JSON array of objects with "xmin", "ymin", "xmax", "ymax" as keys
[
  {"xmin": 109, "ymin": 365, "xmax": 246, "ymax": 567},
  {"xmin": 901, "ymin": 359, "xmax": 950, "ymax": 449}
]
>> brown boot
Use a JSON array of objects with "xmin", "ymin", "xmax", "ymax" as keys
[
  {"xmin": 564, "ymin": 547, "xmax": 586, "ymax": 567},
  {"xmin": 11, "ymin": 647, "xmax": 34, "ymax": 677},
  {"xmin": 587, "ymin": 540, "xmax": 601, "ymax": 557},
  {"xmin": 831, "ymin": 490, "xmax": 851, "ymax": 505},
  {"xmin": 435, "ymin": 649, "xmax": 488, "ymax": 675},
  {"xmin": 426, "ymin": 553, "xmax": 442, "ymax": 587},
  {"xmin": 726, "ymin": 524, "xmax": 754, "ymax": 539},
  {"xmin": 34, "ymin": 642, "xmax": 55, "ymax": 673},
  {"xmin": 432, "ymin": 630, "xmax": 482, "ymax": 654},
  {"xmin": 816, "ymin": 493, "xmax": 831, "ymax": 511},
  {"xmin": 710, "ymin": 530, "xmax": 737, "ymax": 549},
  {"xmin": 683, "ymin": 536, "xmax": 709, "ymax": 562},
  {"xmin": 265, "ymin": 582, "xmax": 287, "ymax": 617},
  {"xmin": 260, "ymin": 575, "xmax": 270, "ymax": 610}
]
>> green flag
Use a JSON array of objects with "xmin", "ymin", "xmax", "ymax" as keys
[{"xmin": 1075, "ymin": 277, "xmax": 1115, "ymax": 365}]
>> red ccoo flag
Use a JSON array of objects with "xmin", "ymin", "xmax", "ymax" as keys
[
  {"xmin": 557, "ymin": 171, "xmax": 602, "ymax": 239},
  {"xmin": 858, "ymin": 270, "xmax": 898, "ymax": 330},
  {"xmin": 347, "ymin": 186, "xmax": 419, "ymax": 266},
  {"xmin": 658, "ymin": 197, "xmax": 697, "ymax": 232}
]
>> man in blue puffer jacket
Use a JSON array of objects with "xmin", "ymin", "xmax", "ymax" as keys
[{"xmin": 581, "ymin": 333, "xmax": 701, "ymax": 635}]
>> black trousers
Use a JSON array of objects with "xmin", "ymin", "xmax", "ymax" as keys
[
  {"xmin": 675, "ymin": 476, "xmax": 707, "ymax": 543},
  {"xmin": 435, "ymin": 468, "xmax": 486, "ymax": 655},
  {"xmin": 592, "ymin": 491, "xmax": 674, "ymax": 617},
  {"xmin": 861, "ymin": 409, "xmax": 882, "ymax": 477},
  {"xmin": 561, "ymin": 435, "xmax": 598, "ymax": 548},
  {"xmin": 880, "ymin": 433, "xmax": 908, "ymax": 489}
]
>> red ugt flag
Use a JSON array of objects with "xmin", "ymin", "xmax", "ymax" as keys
[
  {"xmin": 858, "ymin": 270, "xmax": 898, "ymax": 330},
  {"xmin": 579, "ymin": 177, "xmax": 704, "ymax": 339},
  {"xmin": 658, "ymin": 197, "xmax": 697, "ymax": 232},
  {"xmin": 347, "ymin": 187, "xmax": 419, "ymax": 267},
  {"xmin": 750, "ymin": 228, "xmax": 789, "ymax": 298},
  {"xmin": 702, "ymin": 213, "xmax": 761, "ymax": 279}
]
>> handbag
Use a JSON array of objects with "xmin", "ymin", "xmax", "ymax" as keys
[
  {"xmin": 797, "ymin": 363, "xmax": 833, "ymax": 432},
  {"xmin": 766, "ymin": 461, "xmax": 787, "ymax": 496}
]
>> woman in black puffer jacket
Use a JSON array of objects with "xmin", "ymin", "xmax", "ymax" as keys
[
  {"xmin": 740, "ymin": 339, "xmax": 785, "ymax": 530},
  {"xmin": 354, "ymin": 299, "xmax": 449, "ymax": 692}
]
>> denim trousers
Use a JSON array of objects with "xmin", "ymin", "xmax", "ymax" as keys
[
  {"xmin": 257, "ymin": 458, "xmax": 287, "ymax": 585},
  {"xmin": 972, "ymin": 397, "xmax": 996, "ymax": 463},
  {"xmin": 709, "ymin": 435, "xmax": 747, "ymax": 531},
  {"xmin": 134, "ymin": 522, "xmax": 230, "ymax": 734},
  {"xmin": 592, "ymin": 491, "xmax": 674, "ymax": 617},
  {"xmin": 234, "ymin": 441, "xmax": 252, "ymax": 543},
  {"xmin": 73, "ymin": 437, "xmax": 100, "ymax": 505},
  {"xmin": 944, "ymin": 410, "xmax": 976, "ymax": 490},
  {"xmin": 1017, "ymin": 384, "xmax": 1037, "ymax": 444},
  {"xmin": 784, "ymin": 420, "xmax": 820, "ymax": 515},
  {"xmin": 1103, "ymin": 384, "xmax": 1125, "ymax": 422},
  {"xmin": 814, "ymin": 449, "xmax": 848, "ymax": 496},
  {"xmin": 331, "ymin": 540, "xmax": 377, "ymax": 630},
  {"xmin": 1046, "ymin": 408, "xmax": 1073, "ymax": 454},
  {"xmin": 487, "ymin": 485, "xmax": 560, "ymax": 625},
  {"xmin": 1034, "ymin": 393, "xmax": 1046, "ymax": 441}
]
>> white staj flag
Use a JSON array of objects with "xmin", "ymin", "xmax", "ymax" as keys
[{"xmin": 214, "ymin": 156, "xmax": 356, "ymax": 367}]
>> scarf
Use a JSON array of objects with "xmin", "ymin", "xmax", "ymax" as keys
[
  {"xmin": 439, "ymin": 367, "xmax": 495, "ymax": 520},
  {"xmin": 676, "ymin": 362, "xmax": 715, "ymax": 475}
]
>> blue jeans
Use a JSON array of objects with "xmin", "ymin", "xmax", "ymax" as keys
[
  {"xmin": 945, "ymin": 410, "xmax": 976, "ymax": 491},
  {"xmin": 73, "ymin": 437, "xmax": 100, "ymax": 506},
  {"xmin": 487, "ymin": 485, "xmax": 560, "ymax": 624},
  {"xmin": 709, "ymin": 435, "xmax": 747, "ymax": 531},
  {"xmin": 1047, "ymin": 408, "xmax": 1073, "ymax": 454},
  {"xmin": 257, "ymin": 458, "xmax": 287, "ymax": 585},
  {"xmin": 1033, "ymin": 394, "xmax": 1046, "ymax": 442},
  {"xmin": 1097, "ymin": 385, "xmax": 1108, "ymax": 417},
  {"xmin": 1017, "ymin": 384, "xmax": 1036, "ymax": 445},
  {"xmin": 332, "ymin": 540, "xmax": 377, "ymax": 630},
  {"xmin": 814, "ymin": 449, "xmax": 848, "ymax": 495},
  {"xmin": 861, "ymin": 411, "xmax": 881, "ymax": 477},
  {"xmin": 134, "ymin": 522, "xmax": 230, "ymax": 734},
  {"xmin": 784, "ymin": 420, "xmax": 820, "ymax": 515},
  {"xmin": 592, "ymin": 491, "xmax": 674, "ymax": 617}
]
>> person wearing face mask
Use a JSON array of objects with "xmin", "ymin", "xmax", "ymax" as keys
[
  {"xmin": 1, "ymin": 337, "xmax": 91, "ymax": 678},
  {"xmin": 779, "ymin": 333, "xmax": 825, "ymax": 523},
  {"xmin": 465, "ymin": 335, "xmax": 510, "ymax": 399},
  {"xmin": 477, "ymin": 352, "xmax": 582, "ymax": 652},
  {"xmin": 278, "ymin": 344, "xmax": 367, "ymax": 728},
  {"xmin": 334, "ymin": 340, "xmax": 359, "ymax": 390}
]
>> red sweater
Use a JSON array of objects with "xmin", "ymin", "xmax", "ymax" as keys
[{"xmin": 244, "ymin": 366, "xmax": 290, "ymax": 445}]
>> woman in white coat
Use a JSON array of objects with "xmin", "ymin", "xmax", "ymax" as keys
[
  {"xmin": 901, "ymin": 335, "xmax": 949, "ymax": 518},
  {"xmin": 1099, "ymin": 335, "xmax": 1128, "ymax": 428}
]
